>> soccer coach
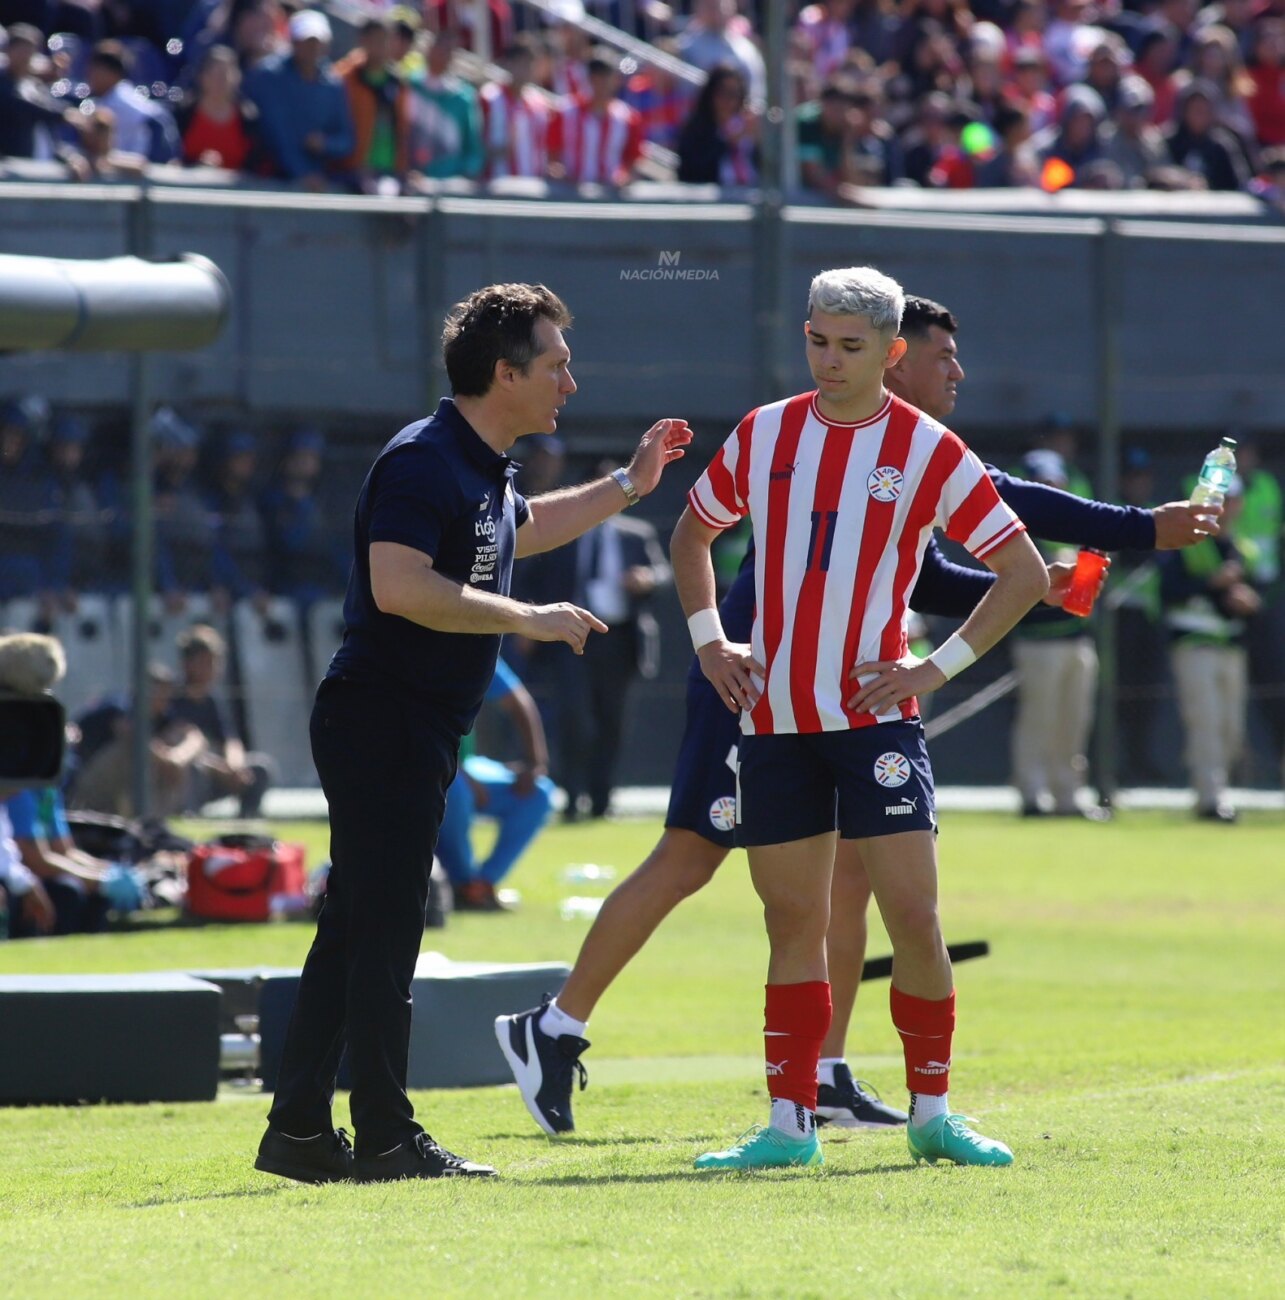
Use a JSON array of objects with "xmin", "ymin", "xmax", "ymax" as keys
[{"xmin": 255, "ymin": 283, "xmax": 691, "ymax": 1184}]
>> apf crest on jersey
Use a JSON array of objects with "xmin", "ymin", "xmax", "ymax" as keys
[
  {"xmin": 873, "ymin": 752, "xmax": 911, "ymax": 787},
  {"xmin": 867, "ymin": 465, "xmax": 903, "ymax": 502},
  {"xmin": 709, "ymin": 796, "xmax": 737, "ymax": 832}
]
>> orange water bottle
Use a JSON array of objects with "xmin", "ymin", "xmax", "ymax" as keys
[{"xmin": 1062, "ymin": 548, "xmax": 1108, "ymax": 617}]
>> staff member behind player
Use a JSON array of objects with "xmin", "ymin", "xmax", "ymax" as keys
[
  {"xmin": 494, "ymin": 293, "xmax": 1218, "ymax": 1142},
  {"xmin": 673, "ymin": 266, "xmax": 1049, "ymax": 1170},
  {"xmin": 254, "ymin": 282, "xmax": 690, "ymax": 1184}
]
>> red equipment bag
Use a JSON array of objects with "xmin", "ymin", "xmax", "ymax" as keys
[{"xmin": 185, "ymin": 834, "xmax": 307, "ymax": 922}]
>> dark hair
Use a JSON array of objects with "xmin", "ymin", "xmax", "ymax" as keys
[
  {"xmin": 588, "ymin": 46, "xmax": 619, "ymax": 76},
  {"xmin": 502, "ymin": 34, "xmax": 541, "ymax": 63},
  {"xmin": 900, "ymin": 295, "xmax": 958, "ymax": 338},
  {"xmin": 443, "ymin": 284, "xmax": 572, "ymax": 397},
  {"xmin": 689, "ymin": 65, "xmax": 746, "ymax": 126},
  {"xmin": 361, "ymin": 16, "xmax": 391, "ymax": 34},
  {"xmin": 89, "ymin": 40, "xmax": 130, "ymax": 77}
]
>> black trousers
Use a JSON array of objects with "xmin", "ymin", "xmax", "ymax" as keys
[
  {"xmin": 267, "ymin": 676, "xmax": 457, "ymax": 1157},
  {"xmin": 564, "ymin": 621, "xmax": 639, "ymax": 816}
]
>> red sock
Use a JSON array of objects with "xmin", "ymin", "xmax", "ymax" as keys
[
  {"xmin": 764, "ymin": 981, "xmax": 832, "ymax": 1110},
  {"xmin": 890, "ymin": 986, "xmax": 955, "ymax": 1096}
]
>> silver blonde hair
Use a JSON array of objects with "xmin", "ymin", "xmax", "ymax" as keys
[
  {"xmin": 807, "ymin": 266, "xmax": 905, "ymax": 335},
  {"xmin": 0, "ymin": 633, "xmax": 66, "ymax": 696}
]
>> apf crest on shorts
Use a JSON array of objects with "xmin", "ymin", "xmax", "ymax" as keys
[
  {"xmin": 873, "ymin": 752, "xmax": 911, "ymax": 788},
  {"xmin": 708, "ymin": 796, "xmax": 737, "ymax": 832},
  {"xmin": 866, "ymin": 465, "xmax": 903, "ymax": 503}
]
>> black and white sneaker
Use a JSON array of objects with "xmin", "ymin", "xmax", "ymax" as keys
[
  {"xmin": 494, "ymin": 993, "xmax": 590, "ymax": 1136},
  {"xmin": 353, "ymin": 1131, "xmax": 497, "ymax": 1181},
  {"xmin": 815, "ymin": 1064, "xmax": 907, "ymax": 1129}
]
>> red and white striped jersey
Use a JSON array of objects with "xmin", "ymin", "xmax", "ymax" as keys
[
  {"xmin": 549, "ymin": 97, "xmax": 644, "ymax": 184},
  {"xmin": 480, "ymin": 83, "xmax": 551, "ymax": 179},
  {"xmin": 687, "ymin": 390, "xmax": 1025, "ymax": 735}
]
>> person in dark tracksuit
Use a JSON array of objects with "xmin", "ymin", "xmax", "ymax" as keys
[{"xmin": 254, "ymin": 283, "xmax": 691, "ymax": 1184}]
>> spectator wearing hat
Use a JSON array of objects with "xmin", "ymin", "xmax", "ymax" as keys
[
  {"xmin": 1161, "ymin": 478, "xmax": 1262, "ymax": 821},
  {"xmin": 1081, "ymin": 32, "xmax": 1133, "ymax": 114},
  {"xmin": 0, "ymin": 396, "xmax": 55, "ymax": 602},
  {"xmin": 1102, "ymin": 73, "xmax": 1169, "ymax": 184},
  {"xmin": 389, "ymin": 6, "xmax": 426, "ymax": 80},
  {"xmin": 676, "ymin": 64, "xmax": 759, "ymax": 185},
  {"xmin": 334, "ymin": 16, "xmax": 411, "ymax": 192},
  {"xmin": 407, "ymin": 27, "xmax": 483, "ymax": 178},
  {"xmin": 1033, "ymin": 83, "xmax": 1108, "ymax": 181},
  {"xmin": 677, "ymin": 0, "xmax": 766, "ymax": 111},
  {"xmin": 85, "ymin": 39, "xmax": 180, "ymax": 162},
  {"xmin": 244, "ymin": 9, "xmax": 355, "ymax": 190},
  {"xmin": 45, "ymin": 413, "xmax": 108, "ymax": 600},
  {"xmin": 550, "ymin": 47, "xmax": 645, "ymax": 186},
  {"xmin": 260, "ymin": 426, "xmax": 347, "ymax": 605},
  {"xmin": 1165, "ymin": 77, "xmax": 1253, "ymax": 187},
  {"xmin": 69, "ymin": 662, "xmax": 208, "ymax": 818},
  {"xmin": 1008, "ymin": 447, "xmax": 1105, "ymax": 820},
  {"xmin": 0, "ymin": 24, "xmax": 81, "ymax": 159},
  {"xmin": 206, "ymin": 430, "xmax": 269, "ymax": 609},
  {"xmin": 147, "ymin": 407, "xmax": 216, "ymax": 606},
  {"xmin": 178, "ymin": 44, "xmax": 261, "ymax": 171},
  {"xmin": 168, "ymin": 623, "xmax": 274, "ymax": 817}
]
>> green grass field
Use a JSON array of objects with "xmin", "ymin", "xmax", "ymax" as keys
[{"xmin": 1, "ymin": 812, "xmax": 1282, "ymax": 1298}]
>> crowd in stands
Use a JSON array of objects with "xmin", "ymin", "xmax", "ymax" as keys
[
  {"xmin": 0, "ymin": 389, "xmax": 1282, "ymax": 935},
  {"xmin": 0, "ymin": 395, "xmax": 349, "ymax": 611},
  {"xmin": 2, "ymin": 0, "xmax": 1283, "ymax": 201}
]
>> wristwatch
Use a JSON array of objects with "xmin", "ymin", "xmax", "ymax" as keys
[{"xmin": 611, "ymin": 467, "xmax": 640, "ymax": 507}]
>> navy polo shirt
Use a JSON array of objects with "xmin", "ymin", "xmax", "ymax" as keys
[{"xmin": 328, "ymin": 398, "xmax": 530, "ymax": 736}]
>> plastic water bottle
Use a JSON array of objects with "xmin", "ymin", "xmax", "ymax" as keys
[
  {"xmin": 562, "ymin": 863, "xmax": 617, "ymax": 885},
  {"xmin": 559, "ymin": 896, "xmax": 605, "ymax": 921},
  {"xmin": 1190, "ymin": 437, "xmax": 1237, "ymax": 507}
]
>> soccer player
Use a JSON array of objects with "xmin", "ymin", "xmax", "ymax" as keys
[
  {"xmin": 670, "ymin": 266, "xmax": 1048, "ymax": 1170},
  {"xmin": 254, "ymin": 283, "xmax": 690, "ymax": 1184},
  {"xmin": 495, "ymin": 293, "xmax": 1218, "ymax": 1141}
]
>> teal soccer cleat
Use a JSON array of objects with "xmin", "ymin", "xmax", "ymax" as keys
[
  {"xmin": 907, "ymin": 1114, "xmax": 1014, "ymax": 1167},
  {"xmin": 694, "ymin": 1125, "xmax": 824, "ymax": 1171}
]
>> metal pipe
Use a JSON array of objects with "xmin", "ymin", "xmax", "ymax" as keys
[{"xmin": 0, "ymin": 252, "xmax": 230, "ymax": 352}]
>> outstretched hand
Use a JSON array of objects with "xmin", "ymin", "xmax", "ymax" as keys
[{"xmin": 626, "ymin": 419, "xmax": 693, "ymax": 498}]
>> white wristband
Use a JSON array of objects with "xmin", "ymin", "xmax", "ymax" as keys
[
  {"xmin": 927, "ymin": 632, "xmax": 977, "ymax": 681},
  {"xmin": 687, "ymin": 608, "xmax": 725, "ymax": 652}
]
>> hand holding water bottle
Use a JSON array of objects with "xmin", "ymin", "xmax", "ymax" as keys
[{"xmin": 1191, "ymin": 437, "xmax": 1237, "ymax": 507}]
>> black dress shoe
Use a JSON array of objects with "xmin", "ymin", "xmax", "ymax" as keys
[
  {"xmin": 255, "ymin": 1126, "xmax": 353, "ymax": 1184},
  {"xmin": 353, "ymin": 1131, "xmax": 497, "ymax": 1182}
]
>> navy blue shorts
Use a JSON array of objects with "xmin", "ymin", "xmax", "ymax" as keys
[
  {"xmin": 734, "ymin": 721, "xmax": 937, "ymax": 847},
  {"xmin": 664, "ymin": 666, "xmax": 741, "ymax": 850}
]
